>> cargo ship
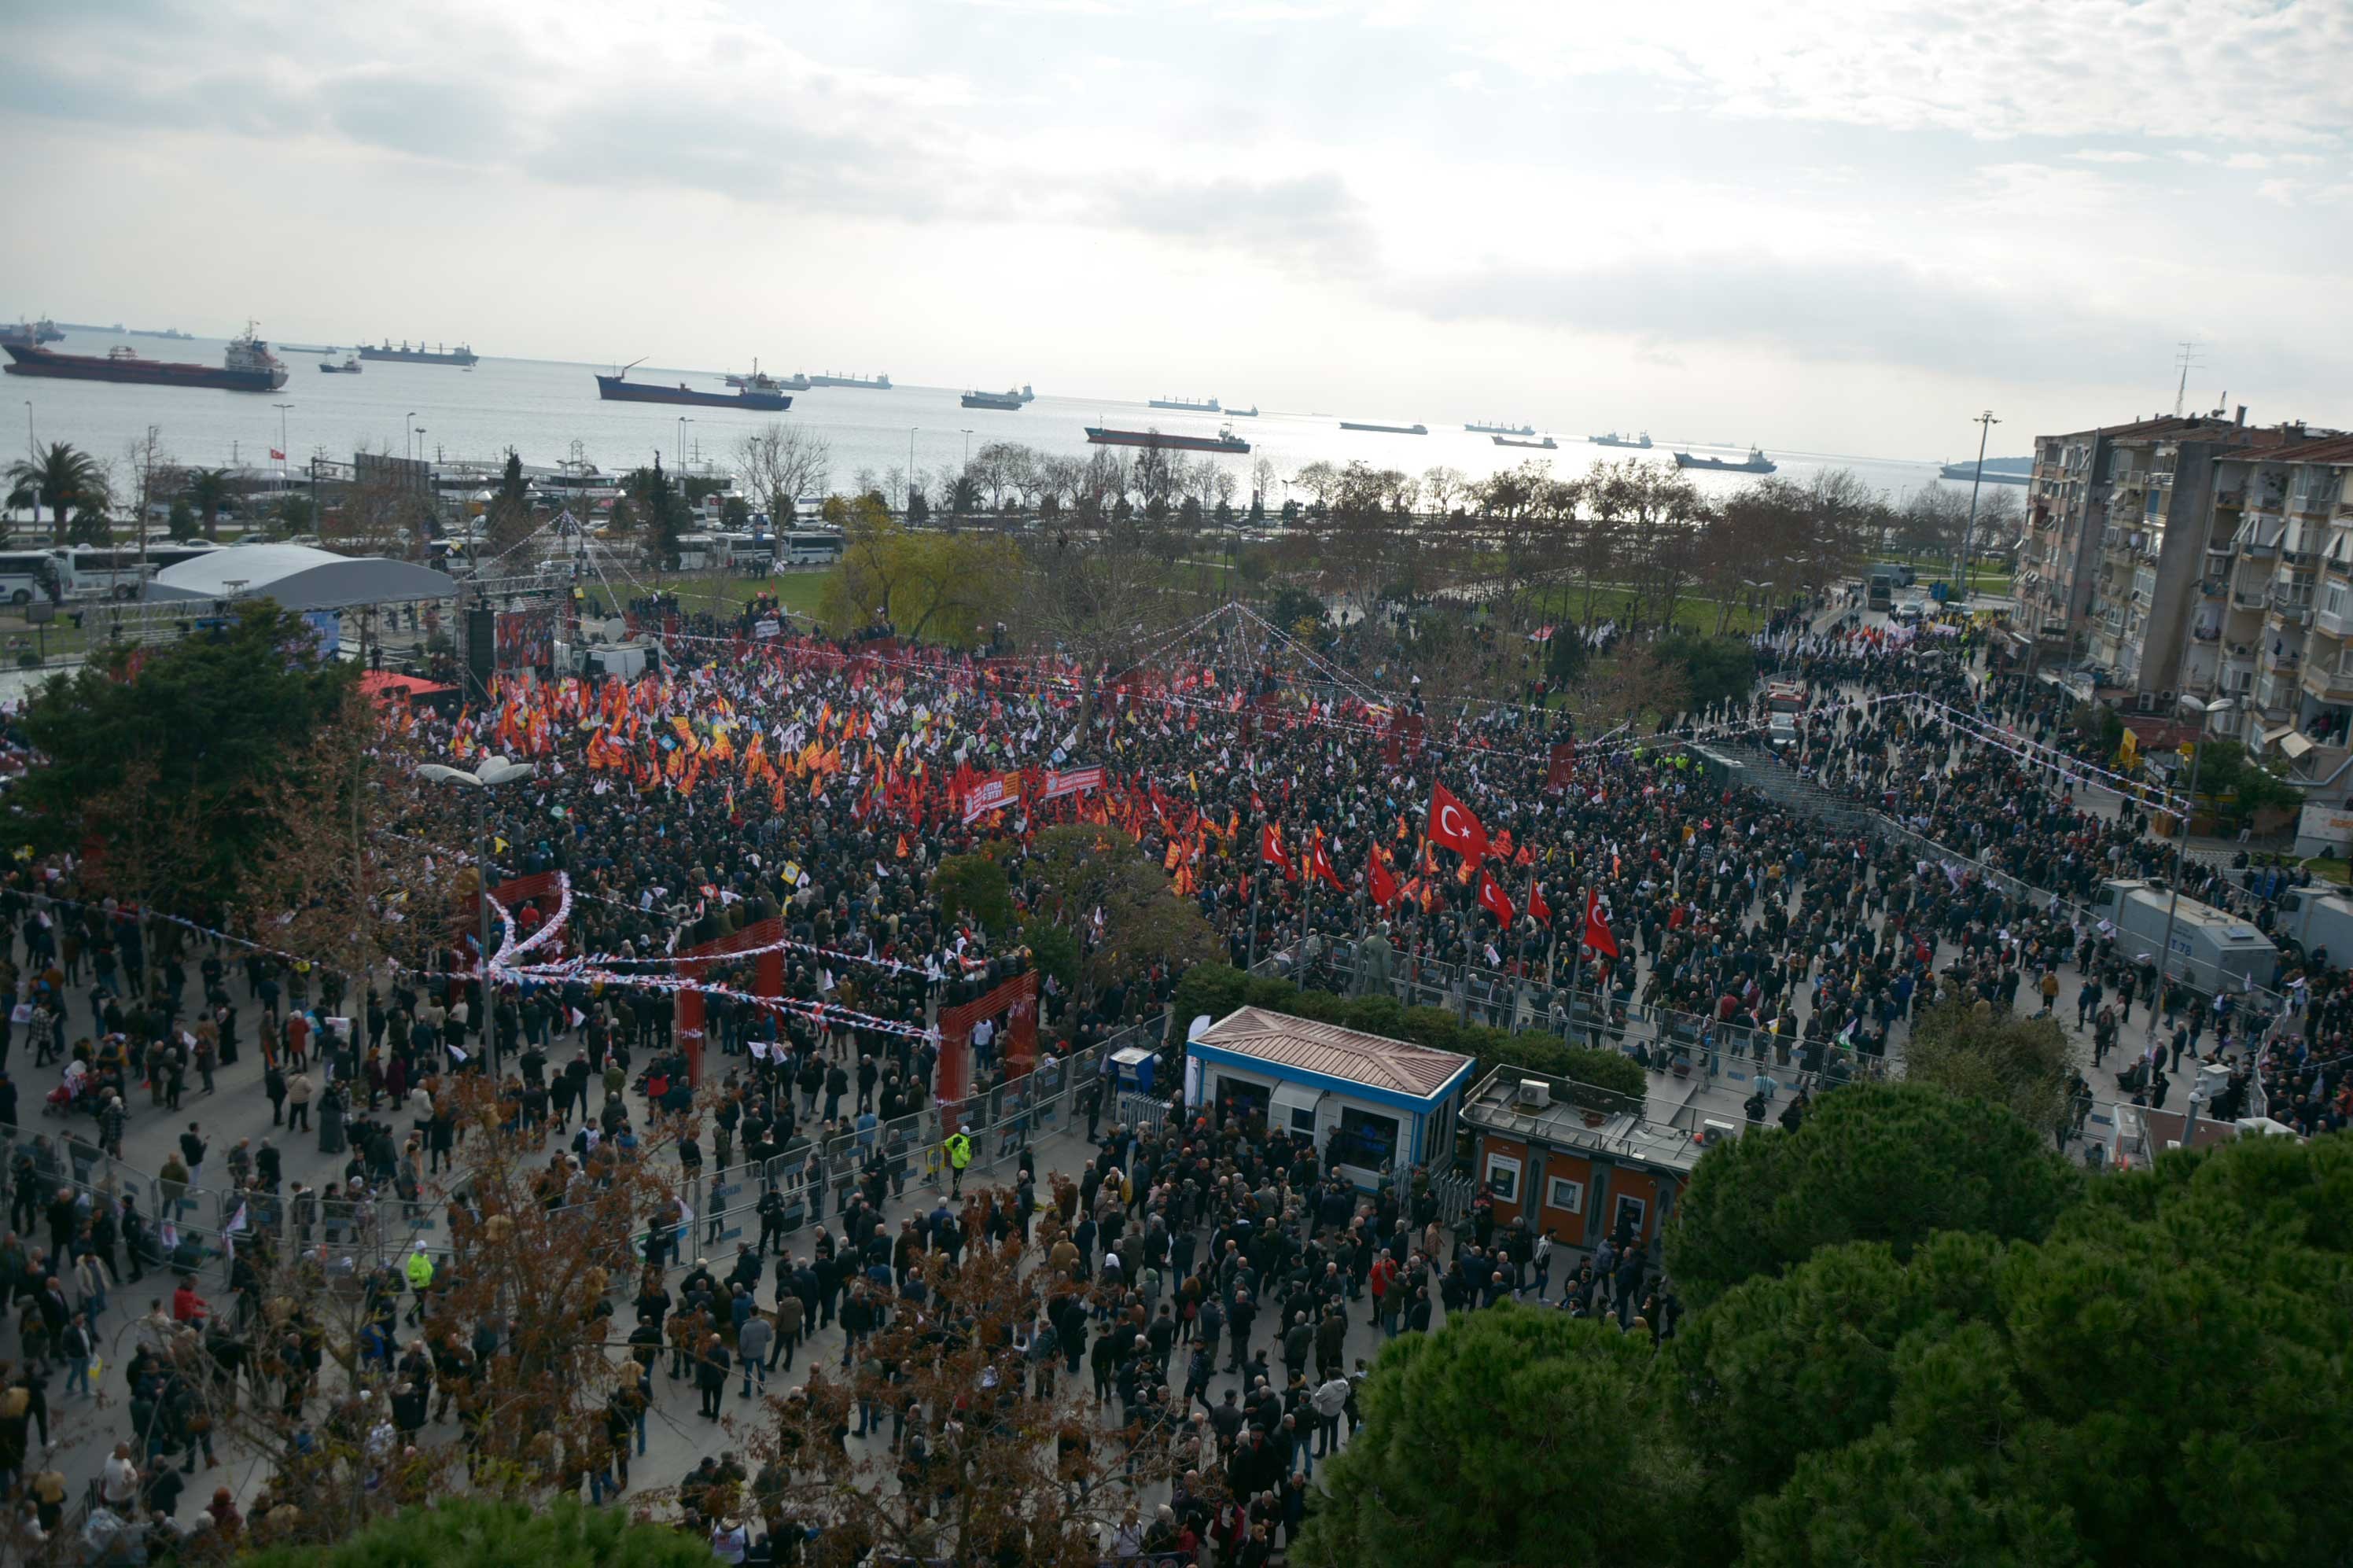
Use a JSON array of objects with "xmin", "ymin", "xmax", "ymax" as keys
[
  {"xmin": 1939, "ymin": 458, "xmax": 2031, "ymax": 486},
  {"xmin": 596, "ymin": 359, "xmax": 790, "ymax": 410},
  {"xmin": 1673, "ymin": 447, "xmax": 1775, "ymax": 474},
  {"xmin": 1492, "ymin": 435, "xmax": 1558, "ymax": 450},
  {"xmin": 1228, "ymin": 405, "xmax": 1259, "ymax": 418},
  {"xmin": 1590, "ymin": 430, "xmax": 1652, "ymax": 449},
  {"xmin": 319, "ymin": 355, "xmax": 362, "ymax": 374},
  {"xmin": 724, "ymin": 362, "xmax": 809, "ymax": 392},
  {"xmin": 1149, "ymin": 395, "xmax": 1220, "ymax": 413},
  {"xmin": 1340, "ymin": 421, "xmax": 1427, "ymax": 435},
  {"xmin": 4, "ymin": 323, "xmax": 288, "ymax": 392},
  {"xmin": 1085, "ymin": 425, "xmax": 1249, "ymax": 455},
  {"xmin": 1, "ymin": 318, "xmax": 64, "ymax": 346},
  {"xmin": 805, "ymin": 371, "xmax": 891, "ymax": 389},
  {"xmin": 1467, "ymin": 420, "xmax": 1535, "ymax": 436},
  {"xmin": 961, "ymin": 388, "xmax": 1026, "ymax": 410},
  {"xmin": 359, "ymin": 339, "xmax": 478, "ymax": 366}
]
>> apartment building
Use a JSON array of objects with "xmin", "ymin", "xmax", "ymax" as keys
[
  {"xmin": 2075, "ymin": 416, "xmax": 2277, "ymax": 710},
  {"xmin": 2015, "ymin": 415, "xmax": 2226, "ymax": 664},
  {"xmin": 2189, "ymin": 434, "xmax": 2353, "ymax": 780}
]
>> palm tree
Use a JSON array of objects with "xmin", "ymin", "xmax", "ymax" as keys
[
  {"xmin": 182, "ymin": 468, "xmax": 236, "ymax": 541},
  {"xmin": 6, "ymin": 440, "xmax": 108, "ymax": 545}
]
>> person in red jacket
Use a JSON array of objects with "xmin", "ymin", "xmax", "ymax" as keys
[{"xmin": 171, "ymin": 1278, "xmax": 209, "ymax": 1326}]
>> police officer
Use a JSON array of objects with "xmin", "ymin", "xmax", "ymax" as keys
[{"xmin": 944, "ymin": 1128, "xmax": 972, "ymax": 1198}]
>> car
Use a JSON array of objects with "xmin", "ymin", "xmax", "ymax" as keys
[
  {"xmin": 1890, "ymin": 600, "xmax": 1925, "ymax": 627},
  {"xmin": 1768, "ymin": 713, "xmax": 1799, "ymax": 748}
]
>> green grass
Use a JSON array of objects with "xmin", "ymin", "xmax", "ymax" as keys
[
  {"xmin": 2302, "ymin": 855, "xmax": 2352, "ymax": 885},
  {"xmin": 653, "ymin": 567, "xmax": 838, "ymax": 623}
]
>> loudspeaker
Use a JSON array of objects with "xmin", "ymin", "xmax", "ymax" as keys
[{"xmin": 465, "ymin": 606, "xmax": 494, "ymax": 699}]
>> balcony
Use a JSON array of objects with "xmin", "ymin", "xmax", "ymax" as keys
[
  {"xmin": 2262, "ymin": 644, "xmax": 2303, "ymax": 675},
  {"xmin": 2318, "ymin": 600, "xmax": 2353, "ymax": 639},
  {"xmin": 2241, "ymin": 529, "xmax": 2281, "ymax": 560},
  {"xmin": 2302, "ymin": 661, "xmax": 2353, "ymax": 703},
  {"xmin": 2215, "ymin": 487, "xmax": 2246, "ymax": 510},
  {"xmin": 2230, "ymin": 584, "xmax": 2270, "ymax": 612},
  {"xmin": 2205, "ymin": 536, "xmax": 2237, "ymax": 561}
]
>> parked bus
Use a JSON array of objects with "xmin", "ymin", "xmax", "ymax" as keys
[
  {"xmin": 51, "ymin": 542, "xmax": 227, "ymax": 600},
  {"xmin": 0, "ymin": 550, "xmax": 62, "ymax": 606},
  {"xmin": 780, "ymin": 530, "xmax": 845, "ymax": 565}
]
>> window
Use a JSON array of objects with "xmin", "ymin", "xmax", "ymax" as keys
[
  {"xmin": 1331, "ymin": 1106, "xmax": 1400, "ymax": 1172},
  {"xmin": 2328, "ymin": 582, "xmax": 2348, "ymax": 622},
  {"xmin": 1547, "ymin": 1176, "xmax": 1585, "ymax": 1215},
  {"xmin": 1483, "ymin": 1152, "xmax": 1521, "ymax": 1204},
  {"xmin": 1289, "ymin": 1105, "xmax": 1317, "ymax": 1136}
]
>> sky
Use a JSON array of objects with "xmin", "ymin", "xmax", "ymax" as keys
[{"xmin": 2, "ymin": 0, "xmax": 2349, "ymax": 457}]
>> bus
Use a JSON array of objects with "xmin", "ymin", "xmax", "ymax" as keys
[
  {"xmin": 0, "ymin": 550, "xmax": 61, "ymax": 606},
  {"xmin": 52, "ymin": 543, "xmax": 227, "ymax": 600},
  {"xmin": 780, "ymin": 531, "xmax": 845, "ymax": 566}
]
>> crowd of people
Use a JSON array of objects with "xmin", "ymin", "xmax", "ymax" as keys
[{"xmin": 0, "ymin": 586, "xmax": 2341, "ymax": 1562}]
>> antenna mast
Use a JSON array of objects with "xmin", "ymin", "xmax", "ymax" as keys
[{"xmin": 2174, "ymin": 340, "xmax": 2204, "ymax": 417}]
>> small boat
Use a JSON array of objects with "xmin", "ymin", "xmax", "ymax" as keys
[
  {"xmin": 1673, "ymin": 447, "xmax": 1776, "ymax": 474},
  {"xmin": 319, "ymin": 355, "xmax": 362, "ymax": 374}
]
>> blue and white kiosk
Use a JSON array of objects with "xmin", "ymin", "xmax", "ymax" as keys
[{"xmin": 1186, "ymin": 1007, "xmax": 1477, "ymax": 1187}]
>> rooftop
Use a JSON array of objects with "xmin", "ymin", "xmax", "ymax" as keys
[
  {"xmin": 1191, "ymin": 1007, "xmax": 1473, "ymax": 1101},
  {"xmin": 1460, "ymin": 1065, "xmax": 1712, "ymax": 1173},
  {"xmin": 145, "ymin": 543, "xmax": 459, "ymax": 612}
]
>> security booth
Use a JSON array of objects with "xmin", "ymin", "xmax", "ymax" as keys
[
  {"xmin": 1186, "ymin": 1007, "xmax": 1477, "ymax": 1187},
  {"xmin": 1458, "ymin": 1064, "xmax": 1708, "ymax": 1256}
]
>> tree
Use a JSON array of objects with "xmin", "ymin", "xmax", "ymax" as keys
[
  {"xmin": 933, "ymin": 848, "xmax": 1016, "ymax": 937},
  {"xmin": 271, "ymin": 493, "xmax": 319, "ymax": 539},
  {"xmin": 624, "ymin": 456, "xmax": 690, "ymax": 569},
  {"xmin": 1903, "ymin": 995, "xmax": 2073, "ymax": 1133},
  {"xmin": 1655, "ymin": 634, "xmax": 1756, "ymax": 711},
  {"xmin": 1024, "ymin": 825, "xmax": 1221, "ymax": 1007},
  {"xmin": 182, "ymin": 466, "xmax": 238, "ymax": 540},
  {"xmin": 823, "ymin": 510, "xmax": 1018, "ymax": 643},
  {"xmin": 6, "ymin": 440, "xmax": 109, "ymax": 544},
  {"xmin": 1663, "ymin": 1081, "xmax": 2081, "ymax": 1309},
  {"xmin": 1574, "ymin": 642, "xmax": 1691, "ymax": 734},
  {"xmin": 735, "ymin": 422, "xmax": 832, "ymax": 524},
  {"xmin": 1296, "ymin": 1305, "xmax": 1698, "ymax": 1568},
  {"xmin": 165, "ymin": 498, "xmax": 199, "ymax": 542},
  {"xmin": 239, "ymin": 1497, "xmax": 714, "ymax": 1568},
  {"xmin": 14, "ymin": 602, "xmax": 358, "ymax": 913},
  {"xmin": 740, "ymin": 1192, "xmax": 1203, "ymax": 1566}
]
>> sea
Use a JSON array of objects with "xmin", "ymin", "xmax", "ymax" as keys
[{"xmin": 11, "ymin": 326, "xmax": 1986, "ymax": 510}]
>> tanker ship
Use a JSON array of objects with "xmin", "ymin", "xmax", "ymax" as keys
[{"xmin": 3, "ymin": 323, "xmax": 287, "ymax": 392}]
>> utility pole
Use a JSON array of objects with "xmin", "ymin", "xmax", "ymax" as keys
[{"xmin": 1958, "ymin": 410, "xmax": 1999, "ymax": 601}]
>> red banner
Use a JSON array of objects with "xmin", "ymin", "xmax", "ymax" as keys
[
  {"xmin": 1548, "ymin": 742, "xmax": 1576, "ymax": 791},
  {"xmin": 1041, "ymin": 764, "xmax": 1103, "ymax": 802},
  {"xmin": 960, "ymin": 771, "xmax": 1022, "ymax": 824}
]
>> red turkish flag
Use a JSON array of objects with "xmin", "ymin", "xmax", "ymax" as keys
[
  {"xmin": 1367, "ymin": 849, "xmax": 1401, "ymax": 911},
  {"xmin": 1427, "ymin": 783, "xmax": 1489, "ymax": 863},
  {"xmin": 1475, "ymin": 870, "xmax": 1515, "ymax": 926},
  {"xmin": 1309, "ymin": 830, "xmax": 1345, "ymax": 893},
  {"xmin": 1261, "ymin": 822, "xmax": 1285, "ymax": 867},
  {"xmin": 1528, "ymin": 881, "xmax": 1552, "ymax": 926},
  {"xmin": 1582, "ymin": 889, "xmax": 1620, "ymax": 958}
]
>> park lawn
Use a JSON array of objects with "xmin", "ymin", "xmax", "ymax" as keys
[
  {"xmin": 2301, "ymin": 855, "xmax": 2352, "ymax": 885},
  {"xmin": 661, "ymin": 567, "xmax": 838, "ymax": 624}
]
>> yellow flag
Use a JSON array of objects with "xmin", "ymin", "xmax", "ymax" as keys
[{"xmin": 2118, "ymin": 727, "xmax": 2140, "ymax": 771}]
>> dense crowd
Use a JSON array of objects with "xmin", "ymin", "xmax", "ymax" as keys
[{"xmin": 0, "ymin": 590, "xmax": 2342, "ymax": 1562}]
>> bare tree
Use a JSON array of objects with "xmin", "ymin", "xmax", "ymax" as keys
[
  {"xmin": 735, "ymin": 424, "xmax": 834, "ymax": 525},
  {"xmin": 1421, "ymin": 465, "xmax": 1467, "ymax": 520}
]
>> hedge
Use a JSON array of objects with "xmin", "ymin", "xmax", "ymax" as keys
[{"xmin": 1168, "ymin": 962, "xmax": 1648, "ymax": 1113}]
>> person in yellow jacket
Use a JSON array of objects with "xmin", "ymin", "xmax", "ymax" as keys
[
  {"xmin": 404, "ymin": 1242, "xmax": 436, "ymax": 1327},
  {"xmin": 945, "ymin": 1130, "xmax": 972, "ymax": 1197}
]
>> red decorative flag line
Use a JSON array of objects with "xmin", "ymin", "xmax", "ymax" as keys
[
  {"xmin": 1582, "ymin": 889, "xmax": 1620, "ymax": 958},
  {"xmin": 1427, "ymin": 782, "xmax": 1489, "ymax": 863},
  {"xmin": 1475, "ymin": 870, "xmax": 1515, "ymax": 926}
]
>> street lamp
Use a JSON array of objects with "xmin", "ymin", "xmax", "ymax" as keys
[
  {"xmin": 961, "ymin": 428, "xmax": 974, "ymax": 465},
  {"xmin": 1959, "ymin": 410, "xmax": 2000, "ymax": 599},
  {"xmin": 405, "ymin": 411, "xmax": 418, "ymax": 465},
  {"xmin": 418, "ymin": 754, "xmax": 537, "ymax": 1071},
  {"xmin": 677, "ymin": 417, "xmax": 693, "ymax": 471},
  {"xmin": 2148, "ymin": 694, "xmax": 2234, "ymax": 1041}
]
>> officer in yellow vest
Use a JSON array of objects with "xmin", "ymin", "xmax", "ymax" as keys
[
  {"xmin": 403, "ymin": 1241, "xmax": 435, "ymax": 1326},
  {"xmin": 945, "ymin": 1130, "xmax": 972, "ymax": 1197}
]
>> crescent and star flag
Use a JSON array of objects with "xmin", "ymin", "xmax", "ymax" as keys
[
  {"xmin": 1475, "ymin": 870, "xmax": 1515, "ymax": 926},
  {"xmin": 1582, "ymin": 889, "xmax": 1620, "ymax": 957},
  {"xmin": 1368, "ymin": 850, "xmax": 1401, "ymax": 911},
  {"xmin": 1310, "ymin": 830, "xmax": 1345, "ymax": 893},
  {"xmin": 1528, "ymin": 881, "xmax": 1552, "ymax": 926},
  {"xmin": 1261, "ymin": 822, "xmax": 1286, "ymax": 867},
  {"xmin": 1427, "ymin": 782, "xmax": 1489, "ymax": 862}
]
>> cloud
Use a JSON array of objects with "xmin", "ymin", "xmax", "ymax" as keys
[
  {"xmin": 1088, "ymin": 171, "xmax": 1374, "ymax": 272},
  {"xmin": 2068, "ymin": 149, "xmax": 2151, "ymax": 164},
  {"xmin": 1394, "ymin": 251, "xmax": 2325, "ymax": 388},
  {"xmin": 1455, "ymin": 0, "xmax": 2353, "ymax": 146}
]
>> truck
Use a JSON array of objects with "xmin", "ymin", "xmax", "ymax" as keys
[
  {"xmin": 2270, "ymin": 884, "xmax": 2353, "ymax": 969},
  {"xmin": 2088, "ymin": 878, "xmax": 2277, "ymax": 994}
]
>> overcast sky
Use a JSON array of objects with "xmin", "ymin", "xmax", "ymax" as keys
[{"xmin": 2, "ymin": 0, "xmax": 2347, "ymax": 455}]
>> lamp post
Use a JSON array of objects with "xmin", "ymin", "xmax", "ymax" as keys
[
  {"xmin": 1959, "ymin": 410, "xmax": 1999, "ymax": 600},
  {"xmin": 677, "ymin": 417, "xmax": 693, "ymax": 474},
  {"xmin": 405, "ymin": 412, "xmax": 418, "ymax": 465},
  {"xmin": 273, "ymin": 404, "xmax": 294, "ymax": 509},
  {"xmin": 417, "ymin": 754, "xmax": 537, "ymax": 1072},
  {"xmin": 2149, "ymin": 694, "xmax": 2234, "ymax": 1042}
]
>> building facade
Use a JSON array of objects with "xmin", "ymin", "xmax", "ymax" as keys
[
  {"xmin": 1458, "ymin": 1064, "xmax": 1710, "ymax": 1255},
  {"xmin": 2017, "ymin": 415, "xmax": 2216, "ymax": 667}
]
